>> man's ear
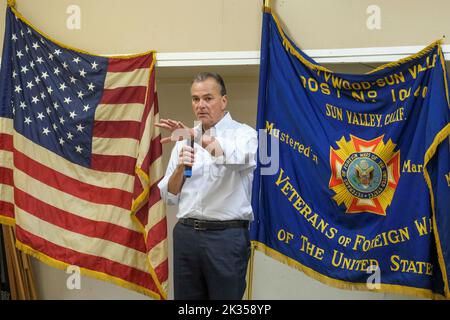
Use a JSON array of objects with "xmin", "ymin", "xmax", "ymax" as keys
[{"xmin": 221, "ymin": 95, "xmax": 228, "ymax": 111}]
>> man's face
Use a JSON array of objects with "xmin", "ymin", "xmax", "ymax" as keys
[{"xmin": 191, "ymin": 78, "xmax": 227, "ymax": 130}]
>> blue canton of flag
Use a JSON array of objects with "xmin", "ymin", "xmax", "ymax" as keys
[{"xmin": 9, "ymin": 15, "xmax": 107, "ymax": 167}]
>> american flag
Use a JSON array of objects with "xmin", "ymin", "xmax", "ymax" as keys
[{"xmin": 0, "ymin": 7, "xmax": 168, "ymax": 299}]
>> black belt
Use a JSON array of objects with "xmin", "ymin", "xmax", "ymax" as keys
[{"xmin": 179, "ymin": 218, "xmax": 249, "ymax": 231}]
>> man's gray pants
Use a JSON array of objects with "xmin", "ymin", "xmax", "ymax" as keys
[{"xmin": 173, "ymin": 221, "xmax": 250, "ymax": 300}]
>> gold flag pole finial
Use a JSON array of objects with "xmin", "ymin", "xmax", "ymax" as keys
[
  {"xmin": 263, "ymin": 0, "xmax": 271, "ymax": 12},
  {"xmin": 7, "ymin": 0, "xmax": 16, "ymax": 8}
]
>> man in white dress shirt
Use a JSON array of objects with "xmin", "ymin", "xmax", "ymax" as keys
[{"xmin": 156, "ymin": 72, "xmax": 257, "ymax": 300}]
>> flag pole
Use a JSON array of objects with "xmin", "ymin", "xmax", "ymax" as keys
[
  {"xmin": 246, "ymin": 242, "xmax": 255, "ymax": 300},
  {"xmin": 245, "ymin": 0, "xmax": 271, "ymax": 301}
]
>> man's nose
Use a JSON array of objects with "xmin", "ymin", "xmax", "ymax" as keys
[{"xmin": 197, "ymin": 100, "xmax": 207, "ymax": 109}]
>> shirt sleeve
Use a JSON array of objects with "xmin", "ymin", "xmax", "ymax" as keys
[
  {"xmin": 214, "ymin": 126, "xmax": 257, "ymax": 172},
  {"xmin": 157, "ymin": 143, "xmax": 181, "ymax": 205}
]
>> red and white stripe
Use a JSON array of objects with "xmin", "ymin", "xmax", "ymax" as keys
[{"xmin": 0, "ymin": 118, "xmax": 14, "ymax": 225}]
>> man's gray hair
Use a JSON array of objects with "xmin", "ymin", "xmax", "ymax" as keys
[{"xmin": 192, "ymin": 72, "xmax": 227, "ymax": 96}]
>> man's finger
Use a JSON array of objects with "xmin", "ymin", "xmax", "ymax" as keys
[
  {"xmin": 181, "ymin": 145, "xmax": 194, "ymax": 151},
  {"xmin": 155, "ymin": 123, "xmax": 172, "ymax": 130},
  {"xmin": 160, "ymin": 137, "xmax": 173, "ymax": 144},
  {"xmin": 159, "ymin": 118, "xmax": 177, "ymax": 126},
  {"xmin": 160, "ymin": 118, "xmax": 174, "ymax": 124},
  {"xmin": 167, "ymin": 119, "xmax": 180, "ymax": 127},
  {"xmin": 182, "ymin": 152, "xmax": 194, "ymax": 159},
  {"xmin": 179, "ymin": 156, "xmax": 194, "ymax": 166},
  {"xmin": 160, "ymin": 119, "xmax": 178, "ymax": 128},
  {"xmin": 178, "ymin": 121, "xmax": 188, "ymax": 129}
]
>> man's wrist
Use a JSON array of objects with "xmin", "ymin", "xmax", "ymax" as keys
[{"xmin": 175, "ymin": 163, "xmax": 186, "ymax": 173}]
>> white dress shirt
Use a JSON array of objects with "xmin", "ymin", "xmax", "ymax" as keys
[{"xmin": 158, "ymin": 112, "xmax": 257, "ymax": 221}]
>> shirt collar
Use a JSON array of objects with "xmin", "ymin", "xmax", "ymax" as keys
[
  {"xmin": 193, "ymin": 112, "xmax": 232, "ymax": 138},
  {"xmin": 213, "ymin": 112, "xmax": 232, "ymax": 134}
]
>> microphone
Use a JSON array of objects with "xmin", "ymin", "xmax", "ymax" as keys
[{"xmin": 184, "ymin": 138, "xmax": 194, "ymax": 178}]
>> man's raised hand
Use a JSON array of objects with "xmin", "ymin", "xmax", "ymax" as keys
[{"xmin": 155, "ymin": 119, "xmax": 194, "ymax": 144}]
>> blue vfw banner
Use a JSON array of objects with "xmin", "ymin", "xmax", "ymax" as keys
[{"xmin": 250, "ymin": 6, "xmax": 450, "ymax": 299}]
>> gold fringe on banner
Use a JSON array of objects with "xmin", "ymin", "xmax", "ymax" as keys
[
  {"xmin": 269, "ymin": 7, "xmax": 442, "ymax": 75},
  {"xmin": 421, "ymin": 44, "xmax": 450, "ymax": 298},
  {"xmin": 252, "ymin": 241, "xmax": 445, "ymax": 299},
  {"xmin": 7, "ymin": 0, "xmax": 16, "ymax": 8},
  {"xmin": 2, "ymin": 225, "xmax": 38, "ymax": 300},
  {"xmin": 367, "ymin": 40, "xmax": 443, "ymax": 74}
]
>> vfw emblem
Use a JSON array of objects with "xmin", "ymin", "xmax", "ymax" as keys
[{"xmin": 329, "ymin": 135, "xmax": 400, "ymax": 216}]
